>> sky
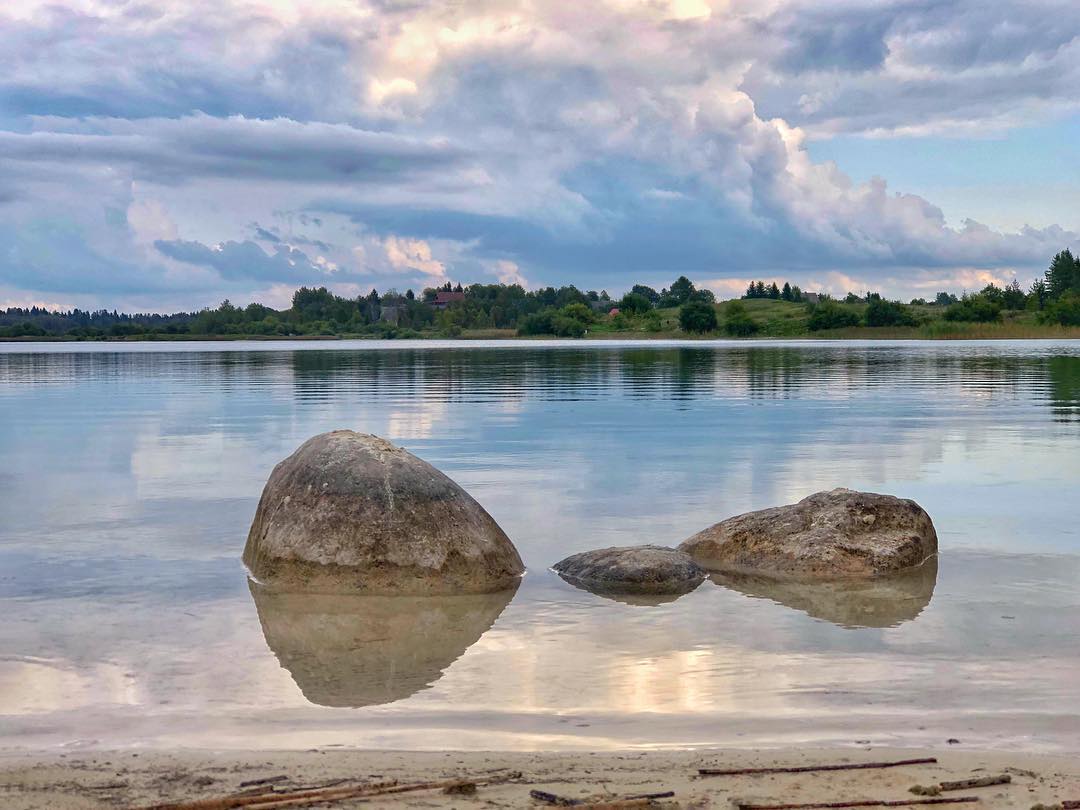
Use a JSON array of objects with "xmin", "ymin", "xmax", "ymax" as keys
[{"xmin": 1, "ymin": 0, "xmax": 1079, "ymax": 312}]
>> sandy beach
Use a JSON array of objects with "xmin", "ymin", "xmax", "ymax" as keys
[{"xmin": 2, "ymin": 747, "xmax": 1078, "ymax": 809}]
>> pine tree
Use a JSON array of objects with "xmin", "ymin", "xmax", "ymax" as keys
[
  {"xmin": 781, "ymin": 282, "xmax": 793, "ymax": 301},
  {"xmin": 1030, "ymin": 279, "xmax": 1048, "ymax": 310},
  {"xmin": 1046, "ymin": 249, "xmax": 1076, "ymax": 300}
]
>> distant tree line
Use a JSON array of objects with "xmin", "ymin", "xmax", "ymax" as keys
[
  {"xmin": 803, "ymin": 249, "xmax": 1080, "ymax": 330},
  {"xmin": 0, "ymin": 275, "xmax": 716, "ymax": 340},
  {"xmin": 4, "ymin": 250, "xmax": 1080, "ymax": 339}
]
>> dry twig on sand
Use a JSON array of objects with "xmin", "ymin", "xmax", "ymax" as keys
[
  {"xmin": 700, "ymin": 759, "xmax": 938, "ymax": 778},
  {"xmin": 938, "ymin": 775, "xmax": 1010, "ymax": 792},
  {"xmin": 135, "ymin": 772, "xmax": 521, "ymax": 810},
  {"xmin": 733, "ymin": 797, "xmax": 980, "ymax": 809},
  {"xmin": 530, "ymin": 788, "xmax": 675, "ymax": 807}
]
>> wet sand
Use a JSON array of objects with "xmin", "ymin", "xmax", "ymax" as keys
[{"xmin": 2, "ymin": 747, "xmax": 1078, "ymax": 809}]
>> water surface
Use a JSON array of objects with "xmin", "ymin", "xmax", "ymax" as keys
[{"xmin": 2, "ymin": 340, "xmax": 1079, "ymax": 751}]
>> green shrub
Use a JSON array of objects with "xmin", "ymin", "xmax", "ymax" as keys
[
  {"xmin": 944, "ymin": 295, "xmax": 1002, "ymax": 323},
  {"xmin": 679, "ymin": 300, "xmax": 718, "ymax": 333},
  {"xmin": 723, "ymin": 301, "xmax": 759, "ymax": 336},
  {"xmin": 551, "ymin": 315, "xmax": 587, "ymax": 337},
  {"xmin": 807, "ymin": 301, "xmax": 860, "ymax": 330},
  {"xmin": 517, "ymin": 307, "xmax": 588, "ymax": 337},
  {"xmin": 618, "ymin": 292, "xmax": 652, "ymax": 314},
  {"xmin": 517, "ymin": 311, "xmax": 554, "ymax": 335},
  {"xmin": 865, "ymin": 298, "xmax": 917, "ymax": 327},
  {"xmin": 1040, "ymin": 293, "xmax": 1080, "ymax": 326},
  {"xmin": 559, "ymin": 302, "xmax": 596, "ymax": 323}
]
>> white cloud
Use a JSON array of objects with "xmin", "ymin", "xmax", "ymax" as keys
[
  {"xmin": 491, "ymin": 259, "xmax": 529, "ymax": 288},
  {"xmin": 383, "ymin": 235, "xmax": 448, "ymax": 282}
]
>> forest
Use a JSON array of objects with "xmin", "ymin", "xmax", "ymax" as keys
[{"xmin": 4, "ymin": 250, "xmax": 1080, "ymax": 340}]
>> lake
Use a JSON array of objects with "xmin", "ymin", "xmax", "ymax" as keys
[{"xmin": 2, "ymin": 339, "xmax": 1079, "ymax": 752}]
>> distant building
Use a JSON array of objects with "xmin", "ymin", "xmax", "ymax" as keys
[
  {"xmin": 432, "ymin": 290, "xmax": 465, "ymax": 309},
  {"xmin": 589, "ymin": 299, "xmax": 611, "ymax": 312}
]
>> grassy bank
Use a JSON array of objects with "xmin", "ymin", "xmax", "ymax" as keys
[{"xmin": 6, "ymin": 298, "xmax": 1080, "ymax": 342}]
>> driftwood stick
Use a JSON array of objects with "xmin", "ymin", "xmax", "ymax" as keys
[
  {"xmin": 938, "ymin": 775, "xmax": 1010, "ymax": 792},
  {"xmin": 531, "ymin": 789, "xmax": 581, "ymax": 805},
  {"xmin": 137, "ymin": 780, "xmax": 398, "ymax": 810},
  {"xmin": 530, "ymin": 788, "xmax": 675, "ymax": 807},
  {"xmin": 138, "ymin": 773, "xmax": 520, "ymax": 810},
  {"xmin": 735, "ymin": 797, "xmax": 980, "ymax": 809},
  {"xmin": 238, "ymin": 776, "xmax": 288, "ymax": 789},
  {"xmin": 700, "ymin": 758, "xmax": 939, "ymax": 778}
]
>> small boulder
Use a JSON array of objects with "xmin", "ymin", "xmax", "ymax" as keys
[
  {"xmin": 243, "ymin": 431, "xmax": 524, "ymax": 594},
  {"xmin": 679, "ymin": 488, "xmax": 937, "ymax": 580},
  {"xmin": 552, "ymin": 545, "xmax": 706, "ymax": 596}
]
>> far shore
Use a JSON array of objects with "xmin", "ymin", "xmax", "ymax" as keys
[
  {"xmin": 6, "ymin": 324, "xmax": 1080, "ymax": 344},
  {"xmin": 2, "ymin": 746, "xmax": 1077, "ymax": 809}
]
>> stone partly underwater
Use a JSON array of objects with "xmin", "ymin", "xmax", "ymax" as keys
[
  {"xmin": 680, "ymin": 488, "xmax": 937, "ymax": 580},
  {"xmin": 244, "ymin": 431, "xmax": 524, "ymax": 594},
  {"xmin": 552, "ymin": 545, "xmax": 706, "ymax": 596}
]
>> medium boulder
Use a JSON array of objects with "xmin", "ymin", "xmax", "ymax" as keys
[
  {"xmin": 679, "ymin": 488, "xmax": 937, "ymax": 580},
  {"xmin": 552, "ymin": 545, "xmax": 706, "ymax": 596},
  {"xmin": 243, "ymin": 431, "xmax": 524, "ymax": 594}
]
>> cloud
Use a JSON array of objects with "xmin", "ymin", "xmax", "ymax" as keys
[
  {"xmin": 0, "ymin": 115, "xmax": 471, "ymax": 186},
  {"xmin": 382, "ymin": 235, "xmax": 448, "ymax": 282},
  {"xmin": 153, "ymin": 239, "xmax": 333, "ymax": 283},
  {"xmin": 746, "ymin": 0, "xmax": 1080, "ymax": 137},
  {"xmin": 0, "ymin": 0, "xmax": 1078, "ymax": 307},
  {"xmin": 491, "ymin": 259, "xmax": 529, "ymax": 288}
]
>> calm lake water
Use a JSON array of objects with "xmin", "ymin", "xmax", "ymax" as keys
[{"xmin": 2, "ymin": 339, "xmax": 1079, "ymax": 752}]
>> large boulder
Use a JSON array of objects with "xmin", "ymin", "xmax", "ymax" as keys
[
  {"xmin": 679, "ymin": 488, "xmax": 937, "ymax": 580},
  {"xmin": 552, "ymin": 545, "xmax": 706, "ymax": 597},
  {"xmin": 243, "ymin": 431, "xmax": 524, "ymax": 594},
  {"xmin": 249, "ymin": 580, "xmax": 517, "ymax": 707}
]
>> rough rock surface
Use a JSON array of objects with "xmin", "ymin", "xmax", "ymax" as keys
[
  {"xmin": 552, "ymin": 545, "xmax": 706, "ymax": 595},
  {"xmin": 243, "ymin": 431, "xmax": 524, "ymax": 594},
  {"xmin": 679, "ymin": 488, "xmax": 937, "ymax": 580},
  {"xmin": 249, "ymin": 580, "xmax": 516, "ymax": 707}
]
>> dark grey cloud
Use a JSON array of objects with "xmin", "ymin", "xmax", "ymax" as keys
[
  {"xmin": 774, "ymin": 6, "xmax": 894, "ymax": 73},
  {"xmin": 0, "ymin": 116, "xmax": 471, "ymax": 186},
  {"xmin": 252, "ymin": 227, "xmax": 283, "ymax": 244},
  {"xmin": 0, "ymin": 4, "xmax": 366, "ymax": 125},
  {"xmin": 747, "ymin": 0, "xmax": 1080, "ymax": 134},
  {"xmin": 153, "ymin": 240, "xmax": 330, "ymax": 283}
]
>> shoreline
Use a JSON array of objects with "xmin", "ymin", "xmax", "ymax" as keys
[
  {"xmin": 6, "ymin": 329, "xmax": 1080, "ymax": 343},
  {"xmin": 5, "ymin": 333, "xmax": 1080, "ymax": 351},
  {"xmin": 2, "ymin": 746, "xmax": 1078, "ymax": 808}
]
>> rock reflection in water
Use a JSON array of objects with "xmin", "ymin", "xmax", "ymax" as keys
[
  {"xmin": 709, "ymin": 557, "xmax": 938, "ymax": 628},
  {"xmin": 249, "ymin": 580, "xmax": 517, "ymax": 707}
]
